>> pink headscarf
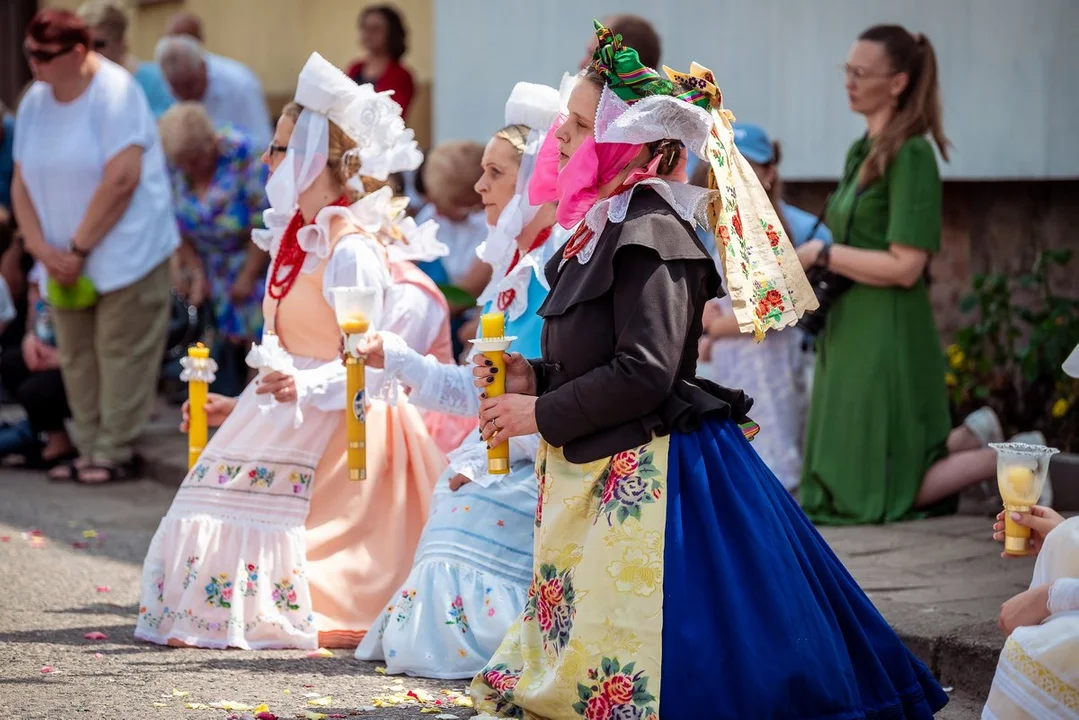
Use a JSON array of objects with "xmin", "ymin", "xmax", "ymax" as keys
[{"xmin": 528, "ymin": 114, "xmax": 689, "ymax": 229}]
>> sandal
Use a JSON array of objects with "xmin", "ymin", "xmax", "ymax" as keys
[
  {"xmin": 75, "ymin": 456, "xmax": 143, "ymax": 485},
  {"xmin": 48, "ymin": 456, "xmax": 87, "ymax": 482}
]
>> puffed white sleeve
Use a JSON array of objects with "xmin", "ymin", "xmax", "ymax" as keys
[
  {"xmin": 380, "ymin": 332, "xmax": 479, "ymax": 417},
  {"xmin": 290, "ymin": 235, "xmax": 388, "ymax": 412},
  {"xmin": 382, "ymin": 282, "xmax": 447, "ymax": 355},
  {"xmin": 1048, "ymin": 577, "xmax": 1079, "ymax": 616},
  {"xmin": 445, "ymin": 432, "xmax": 541, "ymax": 486}
]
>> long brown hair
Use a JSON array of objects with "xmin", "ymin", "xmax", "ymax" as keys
[{"xmin": 857, "ymin": 25, "xmax": 950, "ymax": 186}]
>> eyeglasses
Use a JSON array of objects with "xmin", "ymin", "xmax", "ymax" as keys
[
  {"xmin": 23, "ymin": 43, "xmax": 76, "ymax": 64},
  {"xmin": 266, "ymin": 144, "xmax": 288, "ymax": 156},
  {"xmin": 839, "ymin": 63, "xmax": 898, "ymax": 82}
]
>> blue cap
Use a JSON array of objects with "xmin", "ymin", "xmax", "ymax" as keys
[{"xmin": 732, "ymin": 123, "xmax": 775, "ymax": 165}]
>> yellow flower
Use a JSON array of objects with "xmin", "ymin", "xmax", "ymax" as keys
[
  {"xmin": 945, "ymin": 372, "xmax": 958, "ymax": 387},
  {"xmin": 948, "ymin": 349, "xmax": 966, "ymax": 370},
  {"xmin": 1052, "ymin": 398, "xmax": 1070, "ymax": 418},
  {"xmin": 607, "ymin": 546, "xmax": 662, "ymax": 596}
]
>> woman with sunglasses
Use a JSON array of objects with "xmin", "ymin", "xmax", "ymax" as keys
[{"xmin": 12, "ymin": 8, "xmax": 179, "ymax": 484}]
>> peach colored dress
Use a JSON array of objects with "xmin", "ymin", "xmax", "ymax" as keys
[{"xmin": 135, "ymin": 201, "xmax": 443, "ymax": 650}]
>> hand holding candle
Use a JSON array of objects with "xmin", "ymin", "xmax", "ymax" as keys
[
  {"xmin": 989, "ymin": 442, "xmax": 1059, "ymax": 556},
  {"xmin": 332, "ymin": 288, "xmax": 381, "ymax": 482},
  {"xmin": 472, "ymin": 312, "xmax": 514, "ymax": 475},
  {"xmin": 179, "ymin": 343, "xmax": 218, "ymax": 469}
]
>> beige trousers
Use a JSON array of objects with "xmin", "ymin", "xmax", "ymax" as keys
[{"xmin": 52, "ymin": 260, "xmax": 170, "ymax": 464}]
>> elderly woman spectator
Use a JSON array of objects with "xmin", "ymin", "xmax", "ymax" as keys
[
  {"xmin": 159, "ymin": 102, "xmax": 267, "ymax": 394},
  {"xmin": 76, "ymin": 0, "xmax": 174, "ymax": 117},
  {"xmin": 346, "ymin": 5, "xmax": 415, "ymax": 119},
  {"xmin": 12, "ymin": 9, "xmax": 179, "ymax": 484},
  {"xmin": 155, "ymin": 33, "xmax": 271, "ymax": 149}
]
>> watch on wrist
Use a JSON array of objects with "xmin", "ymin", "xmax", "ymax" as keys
[{"xmin": 70, "ymin": 242, "xmax": 90, "ymax": 259}]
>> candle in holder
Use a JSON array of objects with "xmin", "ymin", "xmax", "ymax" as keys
[
  {"xmin": 332, "ymin": 288, "xmax": 381, "ymax": 482},
  {"xmin": 475, "ymin": 312, "xmax": 512, "ymax": 475},
  {"xmin": 180, "ymin": 343, "xmax": 217, "ymax": 469},
  {"xmin": 990, "ymin": 442, "xmax": 1059, "ymax": 556}
]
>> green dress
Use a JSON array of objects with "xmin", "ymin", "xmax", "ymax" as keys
[{"xmin": 800, "ymin": 135, "xmax": 955, "ymax": 525}]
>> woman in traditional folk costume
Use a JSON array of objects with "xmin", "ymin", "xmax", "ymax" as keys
[
  {"xmin": 983, "ymin": 512, "xmax": 1079, "ymax": 719},
  {"xmin": 467, "ymin": 23, "xmax": 950, "ymax": 719},
  {"xmin": 134, "ymin": 53, "xmax": 444, "ymax": 650},
  {"xmin": 354, "ymin": 81, "xmax": 563, "ymax": 678},
  {"xmin": 983, "ymin": 346, "xmax": 1079, "ymax": 719}
]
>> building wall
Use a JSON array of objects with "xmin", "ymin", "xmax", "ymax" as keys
[
  {"xmin": 433, "ymin": 0, "xmax": 1079, "ymax": 180},
  {"xmin": 787, "ymin": 180, "xmax": 1079, "ymax": 341},
  {"xmin": 44, "ymin": 0, "xmax": 435, "ymax": 146}
]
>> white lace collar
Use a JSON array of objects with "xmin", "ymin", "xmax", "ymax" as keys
[
  {"xmin": 475, "ymin": 225, "xmax": 562, "ymax": 321},
  {"xmin": 250, "ymin": 188, "xmax": 447, "ymax": 274},
  {"xmin": 570, "ymin": 179, "xmax": 712, "ymax": 266}
]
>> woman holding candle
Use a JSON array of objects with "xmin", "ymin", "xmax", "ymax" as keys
[
  {"xmin": 354, "ymin": 81, "xmax": 562, "ymax": 678},
  {"xmin": 983, "ymin": 349, "xmax": 1078, "ymax": 718},
  {"xmin": 135, "ymin": 53, "xmax": 444, "ymax": 650},
  {"xmin": 467, "ymin": 23, "xmax": 949, "ymax": 718}
]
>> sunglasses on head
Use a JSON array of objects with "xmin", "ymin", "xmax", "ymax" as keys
[{"xmin": 23, "ymin": 43, "xmax": 76, "ymax": 63}]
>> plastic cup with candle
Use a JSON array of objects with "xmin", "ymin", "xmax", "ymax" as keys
[
  {"xmin": 989, "ymin": 442, "xmax": 1059, "ymax": 556},
  {"xmin": 332, "ymin": 287, "xmax": 382, "ymax": 481},
  {"xmin": 471, "ymin": 312, "xmax": 516, "ymax": 475}
]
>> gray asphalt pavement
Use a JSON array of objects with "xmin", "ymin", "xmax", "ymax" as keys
[
  {"xmin": 0, "ymin": 470, "xmax": 475, "ymax": 720},
  {"xmin": 0, "ymin": 469, "xmax": 985, "ymax": 719}
]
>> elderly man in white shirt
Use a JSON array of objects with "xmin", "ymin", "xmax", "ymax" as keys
[{"xmin": 154, "ymin": 34, "xmax": 272, "ymax": 150}]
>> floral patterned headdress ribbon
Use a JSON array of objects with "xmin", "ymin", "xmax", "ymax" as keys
[{"xmin": 664, "ymin": 62, "xmax": 819, "ymax": 340}]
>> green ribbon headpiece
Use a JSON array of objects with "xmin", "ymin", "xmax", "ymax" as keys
[{"xmin": 589, "ymin": 20, "xmax": 710, "ymax": 110}]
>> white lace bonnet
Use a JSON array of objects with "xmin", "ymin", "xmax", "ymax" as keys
[
  {"xmin": 474, "ymin": 81, "xmax": 561, "ymax": 309},
  {"xmin": 277, "ymin": 52, "xmax": 422, "ymax": 206}
]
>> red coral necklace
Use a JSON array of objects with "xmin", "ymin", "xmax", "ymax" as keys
[{"xmin": 267, "ymin": 196, "xmax": 351, "ymax": 301}]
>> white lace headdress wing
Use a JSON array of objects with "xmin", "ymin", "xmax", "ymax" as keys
[{"xmin": 474, "ymin": 81, "xmax": 561, "ymax": 319}]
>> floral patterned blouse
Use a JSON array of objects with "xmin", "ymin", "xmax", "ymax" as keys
[{"xmin": 169, "ymin": 127, "xmax": 268, "ymax": 341}]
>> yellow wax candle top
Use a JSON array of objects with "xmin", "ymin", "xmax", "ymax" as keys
[
  {"xmin": 188, "ymin": 343, "xmax": 210, "ymax": 359},
  {"xmin": 1000, "ymin": 465, "xmax": 1037, "ymax": 504},
  {"xmin": 340, "ymin": 312, "xmax": 370, "ymax": 334},
  {"xmin": 481, "ymin": 312, "xmax": 505, "ymax": 339}
]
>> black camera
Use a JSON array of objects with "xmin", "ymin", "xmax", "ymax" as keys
[{"xmin": 796, "ymin": 266, "xmax": 853, "ymax": 337}]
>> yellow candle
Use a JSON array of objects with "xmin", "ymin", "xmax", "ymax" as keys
[
  {"xmin": 480, "ymin": 312, "xmax": 509, "ymax": 474},
  {"xmin": 481, "ymin": 312, "xmax": 505, "ymax": 339},
  {"xmin": 999, "ymin": 465, "xmax": 1037, "ymax": 555},
  {"xmin": 187, "ymin": 343, "xmax": 210, "ymax": 469},
  {"xmin": 345, "ymin": 354, "xmax": 367, "ymax": 481}
]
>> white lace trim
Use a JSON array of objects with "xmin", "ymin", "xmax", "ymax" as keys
[
  {"xmin": 446, "ymin": 439, "xmax": 489, "ymax": 485},
  {"xmin": 571, "ymin": 179, "xmax": 712, "ymax": 266},
  {"xmin": 475, "ymin": 229, "xmax": 558, "ymax": 321},
  {"xmin": 254, "ymin": 189, "xmax": 444, "ymax": 275},
  {"xmin": 381, "ymin": 330, "xmax": 478, "ymax": 417},
  {"xmin": 1049, "ymin": 577, "xmax": 1079, "ymax": 615},
  {"xmin": 595, "ymin": 87, "xmax": 713, "ymax": 161}
]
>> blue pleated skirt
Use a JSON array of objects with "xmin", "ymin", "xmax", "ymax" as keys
[{"xmin": 659, "ymin": 418, "xmax": 948, "ymax": 719}]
